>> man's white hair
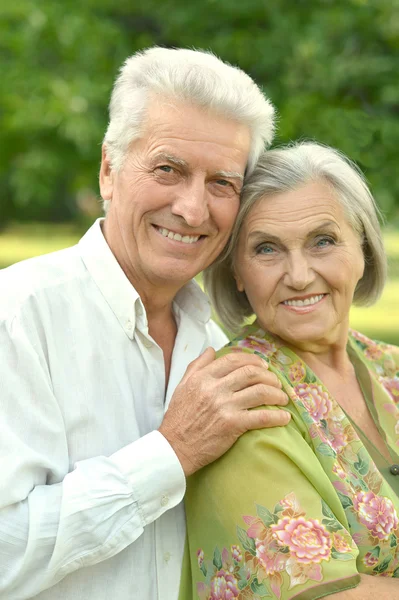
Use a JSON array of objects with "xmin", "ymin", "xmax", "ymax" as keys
[{"xmin": 102, "ymin": 47, "xmax": 275, "ymax": 212}]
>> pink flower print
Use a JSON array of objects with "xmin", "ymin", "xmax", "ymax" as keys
[
  {"xmin": 380, "ymin": 377, "xmax": 399, "ymax": 404},
  {"xmin": 295, "ymin": 383, "xmax": 332, "ymax": 422},
  {"xmin": 272, "ymin": 517, "xmax": 332, "ymax": 564},
  {"xmin": 286, "ymin": 558, "xmax": 323, "ymax": 588},
  {"xmin": 329, "ymin": 420, "xmax": 348, "ymax": 453},
  {"xmin": 353, "ymin": 491, "xmax": 399, "ymax": 540},
  {"xmin": 288, "ymin": 361, "xmax": 306, "ymax": 384},
  {"xmin": 209, "ymin": 570, "xmax": 239, "ymax": 599},
  {"xmin": 237, "ymin": 336, "xmax": 276, "ymax": 357},
  {"xmin": 332, "ymin": 532, "xmax": 352, "ymax": 553},
  {"xmin": 243, "ymin": 515, "xmax": 266, "ymax": 539},
  {"xmin": 230, "ymin": 545, "xmax": 242, "ymax": 562},
  {"xmin": 365, "ymin": 345, "xmax": 383, "ymax": 360},
  {"xmin": 255, "ymin": 538, "xmax": 287, "ymax": 575},
  {"xmin": 332, "ymin": 462, "xmax": 347, "ymax": 480},
  {"xmin": 197, "ymin": 582, "xmax": 208, "ymax": 600},
  {"xmin": 384, "ymin": 357, "xmax": 397, "ymax": 377},
  {"xmin": 363, "ymin": 552, "xmax": 379, "ymax": 568},
  {"xmin": 280, "ymin": 492, "xmax": 306, "ymax": 519},
  {"xmin": 350, "ymin": 330, "xmax": 372, "ymax": 345},
  {"xmin": 197, "ymin": 548, "xmax": 204, "ymax": 569},
  {"xmin": 275, "ymin": 350, "xmax": 292, "ymax": 365}
]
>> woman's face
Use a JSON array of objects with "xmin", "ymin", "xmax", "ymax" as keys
[{"xmin": 234, "ymin": 180, "xmax": 365, "ymax": 349}]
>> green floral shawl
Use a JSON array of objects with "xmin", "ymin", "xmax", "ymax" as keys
[{"xmin": 179, "ymin": 327, "xmax": 399, "ymax": 599}]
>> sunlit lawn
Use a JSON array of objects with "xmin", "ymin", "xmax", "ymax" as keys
[{"xmin": 1, "ymin": 222, "xmax": 398, "ymax": 345}]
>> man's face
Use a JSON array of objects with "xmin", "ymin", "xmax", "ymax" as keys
[{"xmin": 100, "ymin": 97, "xmax": 251, "ymax": 296}]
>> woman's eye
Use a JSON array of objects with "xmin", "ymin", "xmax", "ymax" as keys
[
  {"xmin": 316, "ymin": 237, "xmax": 335, "ymax": 248},
  {"xmin": 256, "ymin": 245, "xmax": 274, "ymax": 255}
]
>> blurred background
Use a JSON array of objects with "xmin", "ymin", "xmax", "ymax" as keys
[{"xmin": 0, "ymin": 0, "xmax": 398, "ymax": 341}]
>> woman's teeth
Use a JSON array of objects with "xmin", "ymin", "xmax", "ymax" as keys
[{"xmin": 283, "ymin": 294, "xmax": 324, "ymax": 307}]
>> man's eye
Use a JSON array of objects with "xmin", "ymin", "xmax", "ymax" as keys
[
  {"xmin": 215, "ymin": 179, "xmax": 231, "ymax": 187},
  {"xmin": 157, "ymin": 165, "xmax": 174, "ymax": 173}
]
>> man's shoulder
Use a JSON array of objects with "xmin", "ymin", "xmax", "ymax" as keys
[
  {"xmin": 0, "ymin": 245, "xmax": 86, "ymax": 321},
  {"xmin": 206, "ymin": 318, "xmax": 229, "ymax": 350}
]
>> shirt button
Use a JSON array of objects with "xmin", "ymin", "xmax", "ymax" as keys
[
  {"xmin": 143, "ymin": 338, "xmax": 153, "ymax": 348},
  {"xmin": 125, "ymin": 319, "xmax": 133, "ymax": 332},
  {"xmin": 160, "ymin": 494, "xmax": 169, "ymax": 507},
  {"xmin": 390, "ymin": 464, "xmax": 399, "ymax": 475},
  {"xmin": 164, "ymin": 552, "xmax": 171, "ymax": 562}
]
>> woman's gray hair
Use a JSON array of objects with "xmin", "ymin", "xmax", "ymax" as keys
[
  {"xmin": 102, "ymin": 47, "xmax": 275, "ymax": 213},
  {"xmin": 204, "ymin": 141, "xmax": 387, "ymax": 333}
]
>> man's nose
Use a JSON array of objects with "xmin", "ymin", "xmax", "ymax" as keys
[
  {"xmin": 171, "ymin": 179, "xmax": 210, "ymax": 228},
  {"xmin": 283, "ymin": 251, "xmax": 315, "ymax": 290}
]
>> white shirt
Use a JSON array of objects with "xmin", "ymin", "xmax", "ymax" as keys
[{"xmin": 0, "ymin": 219, "xmax": 227, "ymax": 600}]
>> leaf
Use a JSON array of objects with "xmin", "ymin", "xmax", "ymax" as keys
[
  {"xmin": 336, "ymin": 492, "xmax": 353, "ymax": 509},
  {"xmin": 390, "ymin": 534, "xmax": 397, "ymax": 548},
  {"xmin": 301, "ymin": 411, "xmax": 315, "ymax": 425},
  {"xmin": 200, "ymin": 563, "xmax": 207, "ymax": 577},
  {"xmin": 322, "ymin": 518, "xmax": 342, "ymax": 532},
  {"xmin": 273, "ymin": 502, "xmax": 284, "ymax": 514},
  {"xmin": 321, "ymin": 499, "xmax": 335, "ymax": 520},
  {"xmin": 237, "ymin": 526, "xmax": 256, "ymax": 555},
  {"xmin": 331, "ymin": 551, "xmax": 355, "ymax": 561},
  {"xmin": 256, "ymin": 504, "xmax": 275, "ymax": 527},
  {"xmin": 373, "ymin": 555, "xmax": 392, "ymax": 574},
  {"xmin": 370, "ymin": 546, "xmax": 381, "ymax": 559},
  {"xmin": 250, "ymin": 578, "xmax": 271, "ymax": 596},
  {"xmin": 213, "ymin": 547, "xmax": 222, "ymax": 570},
  {"xmin": 354, "ymin": 449, "xmax": 370, "ymax": 476},
  {"xmin": 317, "ymin": 443, "xmax": 337, "ymax": 458}
]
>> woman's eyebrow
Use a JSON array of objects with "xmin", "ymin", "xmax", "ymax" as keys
[{"xmin": 247, "ymin": 221, "xmax": 341, "ymax": 243}]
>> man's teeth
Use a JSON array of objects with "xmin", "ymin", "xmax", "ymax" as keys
[
  {"xmin": 284, "ymin": 294, "xmax": 324, "ymax": 307},
  {"xmin": 158, "ymin": 227, "xmax": 200, "ymax": 244}
]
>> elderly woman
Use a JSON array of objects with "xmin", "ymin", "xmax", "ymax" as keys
[{"xmin": 179, "ymin": 142, "xmax": 399, "ymax": 599}]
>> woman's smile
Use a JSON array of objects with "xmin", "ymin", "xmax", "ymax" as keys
[{"xmin": 281, "ymin": 293, "xmax": 328, "ymax": 314}]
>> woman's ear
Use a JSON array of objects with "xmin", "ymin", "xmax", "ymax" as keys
[{"xmin": 234, "ymin": 272, "xmax": 245, "ymax": 293}]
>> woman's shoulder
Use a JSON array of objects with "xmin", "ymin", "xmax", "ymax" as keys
[
  {"xmin": 220, "ymin": 324, "xmax": 280, "ymax": 361},
  {"xmin": 349, "ymin": 329, "xmax": 399, "ymax": 370}
]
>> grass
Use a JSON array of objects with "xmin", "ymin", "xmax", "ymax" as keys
[
  {"xmin": 1, "ymin": 221, "xmax": 398, "ymax": 345},
  {"xmin": 0, "ymin": 222, "xmax": 85, "ymax": 269}
]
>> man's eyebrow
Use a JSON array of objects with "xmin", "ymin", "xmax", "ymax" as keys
[
  {"xmin": 152, "ymin": 152, "xmax": 188, "ymax": 168},
  {"xmin": 214, "ymin": 170, "xmax": 244, "ymax": 182}
]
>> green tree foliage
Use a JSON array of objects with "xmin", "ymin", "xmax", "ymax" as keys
[{"xmin": 1, "ymin": 0, "xmax": 398, "ymax": 224}]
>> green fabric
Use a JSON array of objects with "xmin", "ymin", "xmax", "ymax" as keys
[{"xmin": 179, "ymin": 327, "xmax": 399, "ymax": 599}]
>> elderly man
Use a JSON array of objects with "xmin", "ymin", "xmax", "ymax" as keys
[{"xmin": 0, "ymin": 47, "xmax": 290, "ymax": 599}]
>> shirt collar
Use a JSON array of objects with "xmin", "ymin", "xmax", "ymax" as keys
[{"xmin": 78, "ymin": 219, "xmax": 212, "ymax": 338}]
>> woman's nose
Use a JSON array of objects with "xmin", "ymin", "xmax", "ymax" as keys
[{"xmin": 283, "ymin": 252, "xmax": 315, "ymax": 290}]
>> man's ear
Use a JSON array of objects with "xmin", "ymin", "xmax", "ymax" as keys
[{"xmin": 99, "ymin": 144, "xmax": 114, "ymax": 200}]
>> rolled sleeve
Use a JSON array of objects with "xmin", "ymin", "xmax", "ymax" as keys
[{"xmin": 110, "ymin": 430, "xmax": 186, "ymax": 526}]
